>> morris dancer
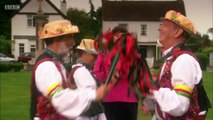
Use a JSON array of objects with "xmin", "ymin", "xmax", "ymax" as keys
[
  {"xmin": 30, "ymin": 20, "xmax": 110, "ymax": 120},
  {"xmin": 71, "ymin": 39, "xmax": 110, "ymax": 120},
  {"xmin": 149, "ymin": 10, "xmax": 211, "ymax": 120}
]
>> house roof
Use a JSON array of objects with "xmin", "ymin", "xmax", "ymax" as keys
[
  {"xmin": 102, "ymin": 0, "xmax": 186, "ymax": 21},
  {"xmin": 11, "ymin": 0, "xmax": 66, "ymax": 19}
]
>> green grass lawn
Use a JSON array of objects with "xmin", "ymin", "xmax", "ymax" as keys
[
  {"xmin": 0, "ymin": 71, "xmax": 31, "ymax": 120},
  {"xmin": 0, "ymin": 71, "xmax": 212, "ymax": 120}
]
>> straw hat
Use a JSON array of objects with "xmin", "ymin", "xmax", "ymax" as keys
[
  {"xmin": 77, "ymin": 39, "xmax": 98, "ymax": 55},
  {"xmin": 160, "ymin": 10, "xmax": 197, "ymax": 36},
  {"xmin": 39, "ymin": 20, "xmax": 79, "ymax": 40}
]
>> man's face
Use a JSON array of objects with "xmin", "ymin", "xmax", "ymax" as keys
[
  {"xmin": 86, "ymin": 52, "xmax": 98, "ymax": 66},
  {"xmin": 158, "ymin": 20, "xmax": 178, "ymax": 47},
  {"xmin": 58, "ymin": 37, "xmax": 75, "ymax": 57}
]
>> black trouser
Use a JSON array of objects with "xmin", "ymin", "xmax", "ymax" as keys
[{"xmin": 103, "ymin": 102, "xmax": 138, "ymax": 120}]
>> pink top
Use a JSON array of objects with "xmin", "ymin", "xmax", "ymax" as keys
[{"xmin": 93, "ymin": 52, "xmax": 137, "ymax": 103}]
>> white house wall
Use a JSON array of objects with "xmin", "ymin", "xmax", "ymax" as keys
[
  {"xmin": 12, "ymin": 15, "xmax": 36, "ymax": 36},
  {"xmin": 103, "ymin": 21, "xmax": 160, "ymax": 43},
  {"xmin": 11, "ymin": 0, "xmax": 65, "ymax": 59},
  {"xmin": 12, "ymin": 15, "xmax": 63, "ymax": 37},
  {"xmin": 12, "ymin": 15, "xmax": 64, "ymax": 59},
  {"xmin": 48, "ymin": 15, "xmax": 65, "ymax": 22},
  {"xmin": 103, "ymin": 21, "xmax": 161, "ymax": 64},
  {"xmin": 12, "ymin": 15, "xmax": 36, "ymax": 59},
  {"xmin": 20, "ymin": 0, "xmax": 58, "ymax": 13},
  {"xmin": 13, "ymin": 39, "xmax": 27, "ymax": 59}
]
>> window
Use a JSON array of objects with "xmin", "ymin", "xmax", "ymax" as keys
[
  {"xmin": 19, "ymin": 43, "xmax": 24, "ymax": 55},
  {"xmin": 27, "ymin": 15, "xmax": 36, "ymax": 27},
  {"xmin": 141, "ymin": 24, "xmax": 147, "ymax": 36},
  {"xmin": 30, "ymin": 45, "xmax": 35, "ymax": 53},
  {"xmin": 118, "ymin": 23, "xmax": 128, "ymax": 30}
]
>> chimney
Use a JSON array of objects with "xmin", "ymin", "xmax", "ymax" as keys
[{"xmin": 60, "ymin": 0, "xmax": 67, "ymax": 15}]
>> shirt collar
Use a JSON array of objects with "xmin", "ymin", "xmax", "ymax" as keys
[
  {"xmin": 162, "ymin": 47, "xmax": 173, "ymax": 58},
  {"xmin": 44, "ymin": 48, "xmax": 63, "ymax": 62},
  {"xmin": 162, "ymin": 43, "xmax": 185, "ymax": 60}
]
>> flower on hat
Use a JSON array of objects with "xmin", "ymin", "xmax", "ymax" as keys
[
  {"xmin": 39, "ymin": 20, "xmax": 79, "ymax": 40},
  {"xmin": 163, "ymin": 10, "xmax": 197, "ymax": 36}
]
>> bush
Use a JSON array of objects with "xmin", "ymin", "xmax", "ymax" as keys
[
  {"xmin": 202, "ymin": 46, "xmax": 213, "ymax": 54},
  {"xmin": 195, "ymin": 53, "xmax": 209, "ymax": 70},
  {"xmin": 0, "ymin": 61, "xmax": 23, "ymax": 72}
]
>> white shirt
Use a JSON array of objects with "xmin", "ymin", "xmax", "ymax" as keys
[
  {"xmin": 72, "ymin": 63, "xmax": 107, "ymax": 120},
  {"xmin": 153, "ymin": 47, "xmax": 202, "ymax": 119},
  {"xmin": 72, "ymin": 63, "xmax": 97, "ymax": 90},
  {"xmin": 35, "ymin": 61, "xmax": 96, "ymax": 119}
]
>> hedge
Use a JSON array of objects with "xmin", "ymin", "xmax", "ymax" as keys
[
  {"xmin": 0, "ymin": 61, "xmax": 23, "ymax": 72},
  {"xmin": 195, "ymin": 52, "xmax": 209, "ymax": 70}
]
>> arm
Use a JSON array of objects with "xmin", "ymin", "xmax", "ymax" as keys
[
  {"xmin": 153, "ymin": 54, "xmax": 202, "ymax": 116},
  {"xmin": 74, "ymin": 66, "xmax": 97, "ymax": 89},
  {"xmin": 35, "ymin": 61, "xmax": 96, "ymax": 119}
]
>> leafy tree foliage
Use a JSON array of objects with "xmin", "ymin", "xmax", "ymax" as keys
[
  {"xmin": 186, "ymin": 33, "xmax": 212, "ymax": 70},
  {"xmin": 0, "ymin": 35, "xmax": 11, "ymax": 54},
  {"xmin": 207, "ymin": 27, "xmax": 213, "ymax": 34},
  {"xmin": 186, "ymin": 33, "xmax": 212, "ymax": 53},
  {"xmin": 66, "ymin": 0, "xmax": 102, "ymax": 45},
  {"xmin": 88, "ymin": 0, "xmax": 102, "ymax": 36},
  {"xmin": 0, "ymin": 0, "xmax": 21, "ymax": 55},
  {"xmin": 67, "ymin": 8, "xmax": 95, "ymax": 45}
]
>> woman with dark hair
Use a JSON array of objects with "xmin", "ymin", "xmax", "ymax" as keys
[{"xmin": 93, "ymin": 26, "xmax": 138, "ymax": 120}]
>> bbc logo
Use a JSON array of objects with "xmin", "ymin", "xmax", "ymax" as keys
[{"xmin": 5, "ymin": 4, "xmax": 20, "ymax": 10}]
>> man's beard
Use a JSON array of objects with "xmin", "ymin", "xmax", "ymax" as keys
[{"xmin": 58, "ymin": 42, "xmax": 70, "ymax": 58}]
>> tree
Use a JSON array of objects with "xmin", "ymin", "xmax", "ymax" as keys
[
  {"xmin": 66, "ymin": 3, "xmax": 102, "ymax": 45},
  {"xmin": 92, "ymin": 6, "xmax": 102, "ymax": 36},
  {"xmin": 186, "ymin": 33, "xmax": 212, "ymax": 70},
  {"xmin": 66, "ymin": 2, "xmax": 102, "ymax": 64},
  {"xmin": 0, "ymin": 35, "xmax": 12, "ymax": 54},
  {"xmin": 207, "ymin": 27, "xmax": 213, "ymax": 34},
  {"xmin": 0, "ymin": 0, "xmax": 21, "ymax": 55},
  {"xmin": 67, "ymin": 8, "xmax": 95, "ymax": 45},
  {"xmin": 207, "ymin": 27, "xmax": 213, "ymax": 40},
  {"xmin": 186, "ymin": 33, "xmax": 212, "ymax": 53},
  {"xmin": 88, "ymin": 0, "xmax": 102, "ymax": 36}
]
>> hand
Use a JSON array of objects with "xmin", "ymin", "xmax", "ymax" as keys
[
  {"xmin": 149, "ymin": 89, "xmax": 154, "ymax": 95},
  {"xmin": 108, "ymin": 75, "xmax": 118, "ymax": 88},
  {"xmin": 141, "ymin": 103, "xmax": 150, "ymax": 115},
  {"xmin": 95, "ymin": 85, "xmax": 110, "ymax": 101},
  {"xmin": 150, "ymin": 70, "xmax": 158, "ymax": 82}
]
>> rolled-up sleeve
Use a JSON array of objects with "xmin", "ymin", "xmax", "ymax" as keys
[
  {"xmin": 153, "ymin": 54, "xmax": 202, "ymax": 117},
  {"xmin": 35, "ymin": 61, "xmax": 96, "ymax": 119}
]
